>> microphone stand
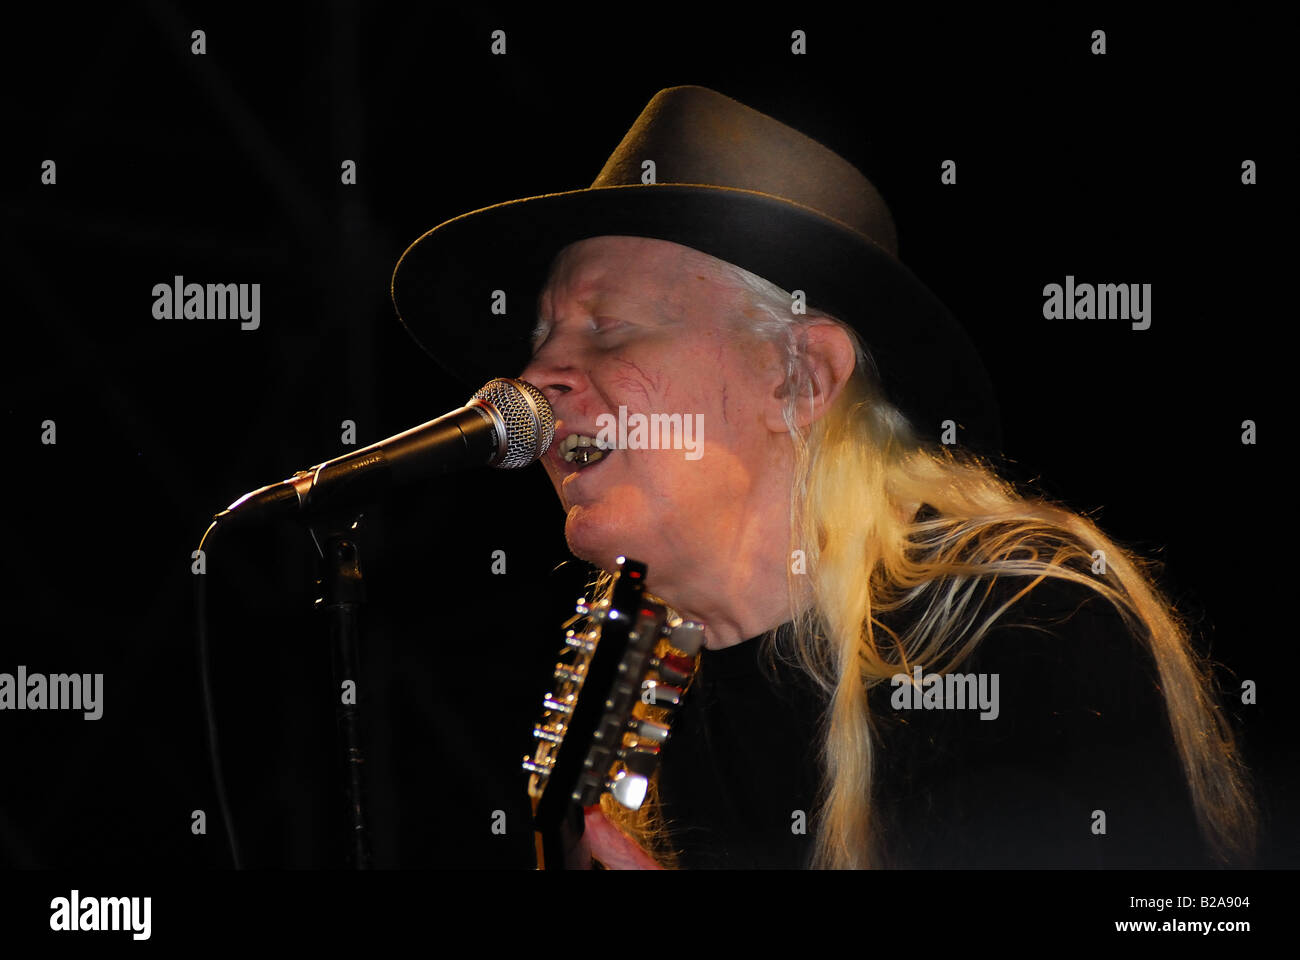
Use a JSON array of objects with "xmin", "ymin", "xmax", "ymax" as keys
[{"xmin": 309, "ymin": 511, "xmax": 373, "ymax": 870}]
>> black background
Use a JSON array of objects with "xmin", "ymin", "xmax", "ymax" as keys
[{"xmin": 1, "ymin": 3, "xmax": 1294, "ymax": 877}]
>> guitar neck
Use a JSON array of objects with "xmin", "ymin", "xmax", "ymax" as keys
[{"xmin": 523, "ymin": 558, "xmax": 704, "ymax": 870}]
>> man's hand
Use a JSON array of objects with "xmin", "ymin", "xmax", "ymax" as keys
[{"xmin": 564, "ymin": 805, "xmax": 663, "ymax": 869}]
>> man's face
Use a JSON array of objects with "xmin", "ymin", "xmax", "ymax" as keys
[{"xmin": 518, "ymin": 235, "xmax": 787, "ymax": 590}]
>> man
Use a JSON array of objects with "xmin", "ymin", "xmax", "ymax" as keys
[
  {"xmin": 393, "ymin": 87, "xmax": 1256, "ymax": 868},
  {"xmin": 520, "ymin": 234, "xmax": 846, "ymax": 869}
]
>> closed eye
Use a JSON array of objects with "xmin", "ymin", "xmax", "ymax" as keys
[{"xmin": 530, "ymin": 315, "xmax": 627, "ymax": 355}]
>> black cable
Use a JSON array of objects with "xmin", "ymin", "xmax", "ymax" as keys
[{"xmin": 196, "ymin": 520, "xmax": 242, "ymax": 869}]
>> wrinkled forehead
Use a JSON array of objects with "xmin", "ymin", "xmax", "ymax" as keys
[{"xmin": 537, "ymin": 236, "xmax": 728, "ymax": 322}]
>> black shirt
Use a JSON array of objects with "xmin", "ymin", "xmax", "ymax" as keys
[{"xmin": 656, "ymin": 575, "xmax": 1215, "ymax": 868}]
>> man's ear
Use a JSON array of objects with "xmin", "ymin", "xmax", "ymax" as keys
[{"xmin": 763, "ymin": 320, "xmax": 857, "ymax": 433}]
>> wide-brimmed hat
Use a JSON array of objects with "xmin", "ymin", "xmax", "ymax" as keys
[{"xmin": 391, "ymin": 85, "xmax": 1002, "ymax": 454}]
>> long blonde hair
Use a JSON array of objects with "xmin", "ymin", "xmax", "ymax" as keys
[{"xmin": 593, "ymin": 249, "xmax": 1257, "ymax": 868}]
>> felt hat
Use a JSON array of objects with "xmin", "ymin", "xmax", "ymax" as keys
[{"xmin": 391, "ymin": 85, "xmax": 1002, "ymax": 454}]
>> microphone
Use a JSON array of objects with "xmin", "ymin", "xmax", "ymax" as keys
[{"xmin": 213, "ymin": 377, "xmax": 554, "ymax": 528}]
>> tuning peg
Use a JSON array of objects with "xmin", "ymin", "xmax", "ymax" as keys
[
  {"xmin": 532, "ymin": 723, "xmax": 564, "ymax": 744},
  {"xmin": 627, "ymin": 718, "xmax": 670, "ymax": 743},
  {"xmin": 641, "ymin": 681, "xmax": 684, "ymax": 707},
  {"xmin": 621, "ymin": 746, "xmax": 659, "ymax": 775},
  {"xmin": 608, "ymin": 769, "xmax": 649, "ymax": 810},
  {"xmin": 552, "ymin": 665, "xmax": 584, "ymax": 684},
  {"xmin": 656, "ymin": 654, "xmax": 695, "ymax": 686},
  {"xmin": 669, "ymin": 620, "xmax": 706, "ymax": 655}
]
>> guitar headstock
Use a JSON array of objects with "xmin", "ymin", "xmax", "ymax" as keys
[{"xmin": 523, "ymin": 556, "xmax": 704, "ymax": 867}]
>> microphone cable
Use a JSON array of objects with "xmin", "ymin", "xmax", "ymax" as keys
[{"xmin": 195, "ymin": 519, "xmax": 242, "ymax": 869}]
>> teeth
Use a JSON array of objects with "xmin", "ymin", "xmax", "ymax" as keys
[{"xmin": 560, "ymin": 433, "xmax": 613, "ymax": 464}]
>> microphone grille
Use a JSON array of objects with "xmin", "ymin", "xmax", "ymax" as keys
[{"xmin": 470, "ymin": 378, "xmax": 555, "ymax": 469}]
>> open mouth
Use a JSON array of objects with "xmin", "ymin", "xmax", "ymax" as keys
[{"xmin": 560, "ymin": 433, "xmax": 615, "ymax": 470}]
